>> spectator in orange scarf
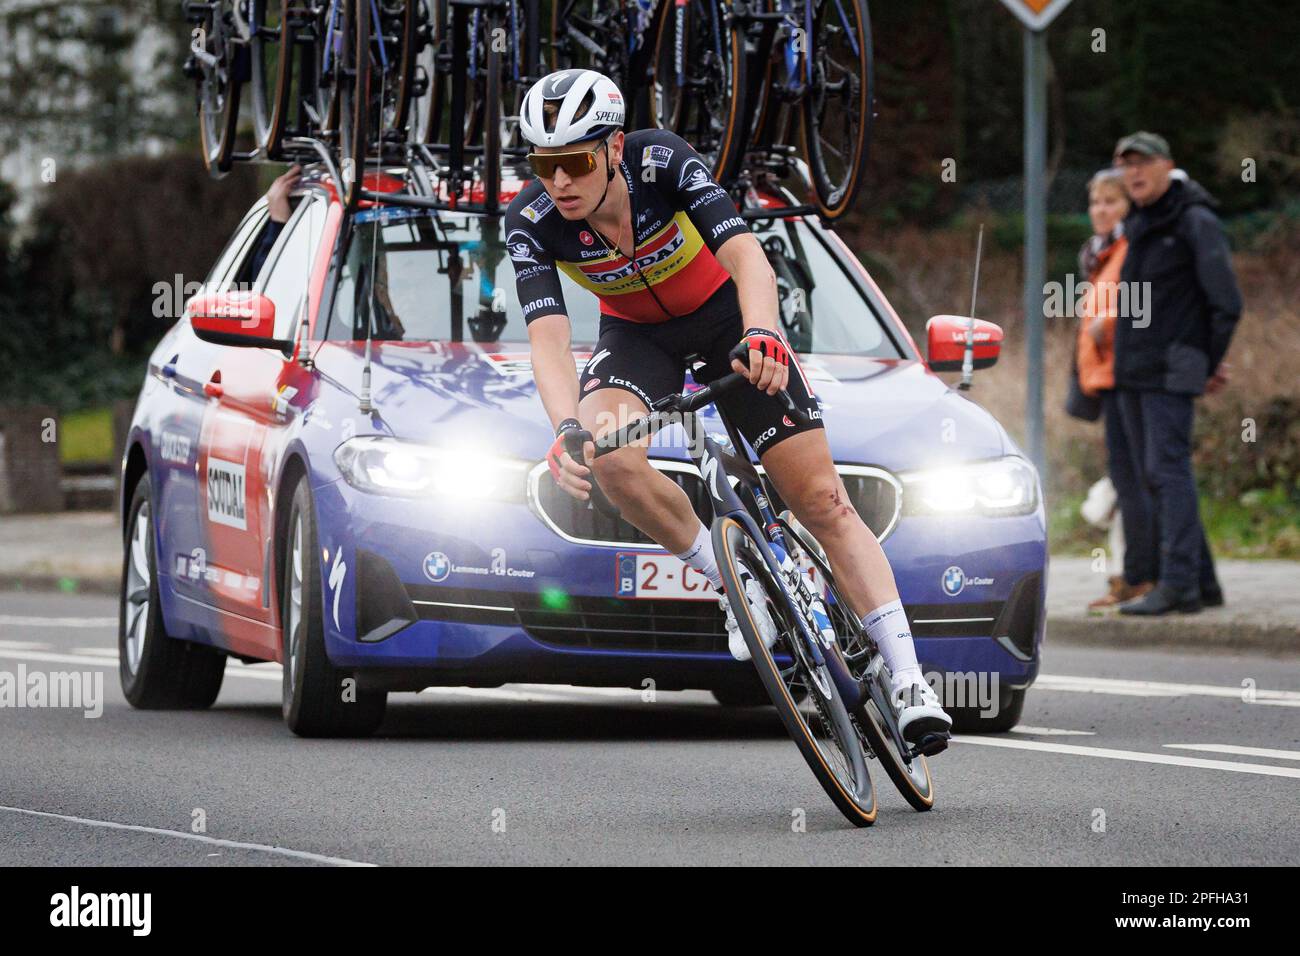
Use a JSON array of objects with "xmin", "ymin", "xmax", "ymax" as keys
[{"xmin": 1077, "ymin": 170, "xmax": 1154, "ymax": 611}]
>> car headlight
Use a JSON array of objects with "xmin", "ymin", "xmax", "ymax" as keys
[
  {"xmin": 334, "ymin": 437, "xmax": 529, "ymax": 502},
  {"xmin": 899, "ymin": 456, "xmax": 1039, "ymax": 517}
]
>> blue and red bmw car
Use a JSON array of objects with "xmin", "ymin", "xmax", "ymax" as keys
[{"xmin": 117, "ymin": 166, "xmax": 1047, "ymax": 736}]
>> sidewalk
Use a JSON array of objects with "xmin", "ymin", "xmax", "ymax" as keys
[
  {"xmin": 1047, "ymin": 556, "xmax": 1299, "ymax": 655},
  {"xmin": 2, "ymin": 511, "xmax": 1296, "ymax": 654},
  {"xmin": 0, "ymin": 511, "xmax": 121, "ymax": 593}
]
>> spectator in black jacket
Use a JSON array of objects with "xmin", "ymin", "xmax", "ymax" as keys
[{"xmin": 1110, "ymin": 132, "xmax": 1242, "ymax": 616}]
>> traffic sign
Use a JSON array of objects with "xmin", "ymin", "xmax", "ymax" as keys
[{"xmin": 998, "ymin": 0, "xmax": 1073, "ymax": 32}]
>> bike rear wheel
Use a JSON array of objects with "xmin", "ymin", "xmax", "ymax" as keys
[
  {"xmin": 251, "ymin": 0, "xmax": 293, "ymax": 157},
  {"xmin": 779, "ymin": 514, "xmax": 935, "ymax": 811},
  {"xmin": 714, "ymin": 515, "xmax": 876, "ymax": 827},
  {"xmin": 194, "ymin": 1, "xmax": 247, "ymax": 177},
  {"xmin": 800, "ymin": 0, "xmax": 873, "ymax": 219},
  {"xmin": 652, "ymin": 0, "xmax": 746, "ymax": 180},
  {"xmin": 338, "ymin": 0, "xmax": 370, "ymax": 207}
]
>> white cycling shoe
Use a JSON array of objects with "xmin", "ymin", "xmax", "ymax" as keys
[
  {"xmin": 719, "ymin": 570, "xmax": 778, "ymax": 662},
  {"xmin": 891, "ymin": 678, "xmax": 952, "ymax": 745}
]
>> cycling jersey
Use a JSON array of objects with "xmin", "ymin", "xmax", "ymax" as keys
[{"xmin": 505, "ymin": 128, "xmax": 751, "ymax": 324}]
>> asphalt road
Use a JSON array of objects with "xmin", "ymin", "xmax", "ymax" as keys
[{"xmin": 2, "ymin": 590, "xmax": 1297, "ymax": 866}]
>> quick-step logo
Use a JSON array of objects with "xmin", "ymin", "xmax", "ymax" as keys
[{"xmin": 206, "ymin": 457, "xmax": 247, "ymax": 530}]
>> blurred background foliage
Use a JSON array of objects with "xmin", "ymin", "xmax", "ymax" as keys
[{"xmin": 0, "ymin": 0, "xmax": 1296, "ymax": 551}]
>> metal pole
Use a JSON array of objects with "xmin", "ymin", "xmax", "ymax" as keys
[{"xmin": 1023, "ymin": 28, "xmax": 1047, "ymax": 476}]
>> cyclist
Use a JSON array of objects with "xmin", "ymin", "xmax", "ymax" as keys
[{"xmin": 505, "ymin": 68, "xmax": 950, "ymax": 744}]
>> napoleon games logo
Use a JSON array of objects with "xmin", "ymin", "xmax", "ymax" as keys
[
  {"xmin": 677, "ymin": 157, "xmax": 713, "ymax": 193},
  {"xmin": 423, "ymin": 551, "xmax": 452, "ymax": 583},
  {"xmin": 579, "ymin": 230, "xmax": 594, "ymax": 245}
]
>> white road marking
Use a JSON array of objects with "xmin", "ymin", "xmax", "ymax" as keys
[
  {"xmin": 72, "ymin": 647, "xmax": 119, "ymax": 658},
  {"xmin": 0, "ymin": 616, "xmax": 117, "ymax": 628},
  {"xmin": 1010, "ymin": 725, "xmax": 1096, "ymax": 736},
  {"xmin": 0, "ymin": 640, "xmax": 52, "ymax": 651},
  {"xmin": 1035, "ymin": 673, "xmax": 1300, "ymax": 706},
  {"xmin": 0, "ymin": 648, "xmax": 118, "ymax": 668},
  {"xmin": 953, "ymin": 735, "xmax": 1300, "ymax": 779},
  {"xmin": 0, "ymin": 804, "xmax": 375, "ymax": 866},
  {"xmin": 1164, "ymin": 743, "xmax": 1300, "ymax": 761}
]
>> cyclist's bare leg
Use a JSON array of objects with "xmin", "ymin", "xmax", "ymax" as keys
[
  {"xmin": 578, "ymin": 387, "xmax": 701, "ymax": 553},
  {"xmin": 757, "ymin": 429, "xmax": 900, "ymax": 617},
  {"xmin": 762, "ymin": 429, "xmax": 949, "ymax": 737}
]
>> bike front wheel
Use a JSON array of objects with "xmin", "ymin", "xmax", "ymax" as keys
[
  {"xmin": 714, "ymin": 515, "xmax": 876, "ymax": 827},
  {"xmin": 778, "ymin": 513, "xmax": 935, "ymax": 812}
]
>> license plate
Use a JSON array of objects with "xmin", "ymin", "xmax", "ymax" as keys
[{"xmin": 615, "ymin": 552, "xmax": 714, "ymax": 601}]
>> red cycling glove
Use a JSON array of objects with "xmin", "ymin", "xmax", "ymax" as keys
[
  {"xmin": 739, "ymin": 327, "xmax": 790, "ymax": 368},
  {"xmin": 547, "ymin": 418, "xmax": 584, "ymax": 482}
]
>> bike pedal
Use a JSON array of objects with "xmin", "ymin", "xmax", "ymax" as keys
[{"xmin": 911, "ymin": 732, "xmax": 950, "ymax": 758}]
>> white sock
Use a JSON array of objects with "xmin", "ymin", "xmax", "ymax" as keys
[
  {"xmin": 861, "ymin": 600, "xmax": 923, "ymax": 689},
  {"xmin": 674, "ymin": 522, "xmax": 723, "ymax": 591}
]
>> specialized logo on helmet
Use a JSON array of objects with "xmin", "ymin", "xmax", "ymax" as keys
[
  {"xmin": 677, "ymin": 157, "xmax": 713, "ymax": 193},
  {"xmin": 543, "ymin": 71, "xmax": 575, "ymax": 96},
  {"xmin": 506, "ymin": 229, "xmax": 540, "ymax": 264}
]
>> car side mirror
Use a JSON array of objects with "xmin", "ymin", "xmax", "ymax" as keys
[
  {"xmin": 188, "ymin": 291, "xmax": 293, "ymax": 352},
  {"xmin": 926, "ymin": 314, "xmax": 1003, "ymax": 372}
]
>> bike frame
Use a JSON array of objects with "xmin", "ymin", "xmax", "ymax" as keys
[{"xmin": 586, "ymin": 373, "xmax": 870, "ymax": 718}]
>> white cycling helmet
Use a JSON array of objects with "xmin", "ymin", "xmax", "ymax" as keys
[{"xmin": 519, "ymin": 69, "xmax": 625, "ymax": 148}]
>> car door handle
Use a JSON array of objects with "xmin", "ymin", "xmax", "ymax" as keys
[{"xmin": 204, "ymin": 372, "xmax": 223, "ymax": 399}]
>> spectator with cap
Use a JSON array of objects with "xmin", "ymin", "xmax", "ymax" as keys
[{"xmin": 1110, "ymin": 131, "xmax": 1241, "ymax": 616}]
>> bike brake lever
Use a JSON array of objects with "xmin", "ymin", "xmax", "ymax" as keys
[
  {"xmin": 725, "ymin": 343, "xmax": 814, "ymax": 427},
  {"xmin": 563, "ymin": 428, "xmax": 621, "ymax": 519}
]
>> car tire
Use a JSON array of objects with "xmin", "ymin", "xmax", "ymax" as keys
[
  {"xmin": 280, "ymin": 476, "xmax": 386, "ymax": 738},
  {"xmin": 947, "ymin": 684, "xmax": 1026, "ymax": 734},
  {"xmin": 119, "ymin": 476, "xmax": 226, "ymax": 709}
]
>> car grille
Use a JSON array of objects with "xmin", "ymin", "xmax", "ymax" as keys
[
  {"xmin": 529, "ymin": 460, "xmax": 900, "ymax": 546},
  {"xmin": 406, "ymin": 584, "xmax": 728, "ymax": 653}
]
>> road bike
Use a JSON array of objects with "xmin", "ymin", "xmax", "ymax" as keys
[
  {"xmin": 721, "ymin": 0, "xmax": 873, "ymax": 219},
  {"xmin": 566, "ymin": 342, "xmax": 945, "ymax": 826},
  {"xmin": 184, "ymin": 0, "xmax": 253, "ymax": 177}
]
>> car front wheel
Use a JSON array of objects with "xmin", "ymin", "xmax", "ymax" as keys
[{"xmin": 280, "ymin": 476, "xmax": 386, "ymax": 737}]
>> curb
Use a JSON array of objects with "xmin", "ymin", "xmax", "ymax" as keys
[
  {"xmin": 0, "ymin": 574, "xmax": 119, "ymax": 597},
  {"xmin": 1047, "ymin": 615, "xmax": 1299, "ymax": 657}
]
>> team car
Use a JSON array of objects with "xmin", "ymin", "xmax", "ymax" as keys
[{"xmin": 117, "ymin": 166, "xmax": 1047, "ymax": 737}]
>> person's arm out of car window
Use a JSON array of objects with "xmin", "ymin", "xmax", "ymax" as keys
[{"xmin": 249, "ymin": 165, "xmax": 301, "ymax": 280}]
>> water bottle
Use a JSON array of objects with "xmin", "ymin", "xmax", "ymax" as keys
[{"xmin": 771, "ymin": 540, "xmax": 836, "ymax": 645}]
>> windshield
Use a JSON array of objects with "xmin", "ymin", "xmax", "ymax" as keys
[{"xmin": 324, "ymin": 206, "xmax": 901, "ymax": 357}]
